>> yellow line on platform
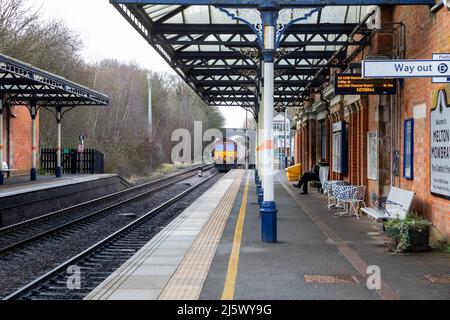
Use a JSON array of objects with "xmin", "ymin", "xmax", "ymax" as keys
[{"xmin": 221, "ymin": 172, "xmax": 250, "ymax": 300}]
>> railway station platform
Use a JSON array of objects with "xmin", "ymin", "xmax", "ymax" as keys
[
  {"xmin": 0, "ymin": 174, "xmax": 121, "ymax": 198},
  {"xmin": 86, "ymin": 170, "xmax": 450, "ymax": 300}
]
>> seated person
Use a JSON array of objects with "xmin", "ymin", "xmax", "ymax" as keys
[{"xmin": 293, "ymin": 159, "xmax": 329, "ymax": 195}]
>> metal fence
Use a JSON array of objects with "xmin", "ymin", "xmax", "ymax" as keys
[{"xmin": 40, "ymin": 148, "xmax": 104, "ymax": 175}]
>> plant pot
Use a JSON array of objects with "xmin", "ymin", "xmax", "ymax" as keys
[{"xmin": 385, "ymin": 226, "xmax": 431, "ymax": 253}]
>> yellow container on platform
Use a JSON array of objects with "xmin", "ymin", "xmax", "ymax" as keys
[{"xmin": 285, "ymin": 163, "xmax": 302, "ymax": 181}]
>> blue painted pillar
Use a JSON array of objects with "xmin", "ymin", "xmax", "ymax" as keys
[
  {"xmin": 55, "ymin": 107, "xmax": 62, "ymax": 178},
  {"xmin": 259, "ymin": 9, "xmax": 278, "ymax": 243},
  {"xmin": 30, "ymin": 101, "xmax": 38, "ymax": 181}
]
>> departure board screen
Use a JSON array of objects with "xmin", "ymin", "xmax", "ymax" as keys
[{"xmin": 334, "ymin": 73, "xmax": 396, "ymax": 95}]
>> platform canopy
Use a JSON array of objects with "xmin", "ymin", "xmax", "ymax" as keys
[
  {"xmin": 111, "ymin": 0, "xmax": 434, "ymax": 116},
  {"xmin": 0, "ymin": 54, "xmax": 109, "ymax": 107}
]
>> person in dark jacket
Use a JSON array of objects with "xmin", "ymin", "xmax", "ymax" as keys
[{"xmin": 293, "ymin": 159, "xmax": 329, "ymax": 195}]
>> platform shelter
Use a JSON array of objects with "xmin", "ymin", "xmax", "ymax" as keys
[
  {"xmin": 0, "ymin": 54, "xmax": 109, "ymax": 185},
  {"xmin": 111, "ymin": 0, "xmax": 435, "ymax": 242}
]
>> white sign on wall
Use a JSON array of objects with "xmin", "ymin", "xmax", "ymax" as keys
[
  {"xmin": 367, "ymin": 131, "xmax": 378, "ymax": 181},
  {"xmin": 363, "ymin": 59, "xmax": 450, "ymax": 78},
  {"xmin": 432, "ymin": 54, "xmax": 450, "ymax": 83},
  {"xmin": 430, "ymin": 89, "xmax": 450, "ymax": 199}
]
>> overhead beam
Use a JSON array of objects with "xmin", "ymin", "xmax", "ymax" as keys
[
  {"xmin": 204, "ymin": 91, "xmax": 303, "ymax": 96},
  {"xmin": 171, "ymin": 40, "xmax": 370, "ymax": 47},
  {"xmin": 209, "ymin": 97, "xmax": 300, "ymax": 103},
  {"xmin": 116, "ymin": 1, "xmax": 435, "ymax": 8},
  {"xmin": 176, "ymin": 50, "xmax": 336, "ymax": 60},
  {"xmin": 196, "ymin": 80, "xmax": 322, "ymax": 86},
  {"xmin": 188, "ymin": 68, "xmax": 326, "ymax": 76},
  {"xmin": 153, "ymin": 23, "xmax": 364, "ymax": 35}
]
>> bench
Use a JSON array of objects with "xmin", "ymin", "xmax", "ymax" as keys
[
  {"xmin": 361, "ymin": 186, "xmax": 415, "ymax": 222},
  {"xmin": 2, "ymin": 161, "xmax": 18, "ymax": 178},
  {"xmin": 307, "ymin": 166, "xmax": 329, "ymax": 193}
]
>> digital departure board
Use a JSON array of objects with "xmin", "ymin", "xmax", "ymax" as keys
[{"xmin": 334, "ymin": 73, "xmax": 396, "ymax": 95}]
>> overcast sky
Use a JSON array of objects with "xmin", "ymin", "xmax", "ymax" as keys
[{"xmin": 29, "ymin": 0, "xmax": 248, "ymax": 128}]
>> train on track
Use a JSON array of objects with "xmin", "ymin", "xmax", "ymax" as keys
[{"xmin": 213, "ymin": 139, "xmax": 238, "ymax": 172}]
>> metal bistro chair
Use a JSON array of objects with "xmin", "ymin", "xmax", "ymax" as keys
[
  {"xmin": 341, "ymin": 186, "xmax": 367, "ymax": 219},
  {"xmin": 334, "ymin": 185, "xmax": 359, "ymax": 218},
  {"xmin": 326, "ymin": 181, "xmax": 347, "ymax": 211}
]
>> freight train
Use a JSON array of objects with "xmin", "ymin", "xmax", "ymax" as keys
[{"xmin": 213, "ymin": 139, "xmax": 238, "ymax": 172}]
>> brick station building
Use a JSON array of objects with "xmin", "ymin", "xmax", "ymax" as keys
[
  {"xmin": 293, "ymin": 4, "xmax": 450, "ymax": 241},
  {"xmin": 1, "ymin": 106, "xmax": 38, "ymax": 175}
]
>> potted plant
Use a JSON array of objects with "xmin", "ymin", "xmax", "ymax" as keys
[{"xmin": 384, "ymin": 214, "xmax": 432, "ymax": 253}]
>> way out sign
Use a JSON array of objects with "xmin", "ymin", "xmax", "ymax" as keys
[
  {"xmin": 362, "ymin": 59, "xmax": 450, "ymax": 78},
  {"xmin": 433, "ymin": 54, "xmax": 450, "ymax": 83}
]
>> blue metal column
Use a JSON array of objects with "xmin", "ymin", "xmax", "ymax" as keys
[
  {"xmin": 30, "ymin": 101, "xmax": 38, "ymax": 181},
  {"xmin": 259, "ymin": 9, "xmax": 278, "ymax": 243},
  {"xmin": 256, "ymin": 62, "xmax": 264, "ymax": 205},
  {"xmin": 215, "ymin": 5, "xmax": 324, "ymax": 243}
]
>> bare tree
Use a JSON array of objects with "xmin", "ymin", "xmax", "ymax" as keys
[{"xmin": 1, "ymin": 0, "xmax": 225, "ymax": 177}]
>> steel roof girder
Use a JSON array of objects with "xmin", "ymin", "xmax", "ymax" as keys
[
  {"xmin": 152, "ymin": 23, "xmax": 364, "ymax": 35},
  {"xmin": 115, "ymin": 1, "xmax": 436, "ymax": 8},
  {"xmin": 175, "ymin": 50, "xmax": 337, "ymax": 60}
]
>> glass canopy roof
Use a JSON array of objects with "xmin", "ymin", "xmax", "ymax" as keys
[{"xmin": 112, "ymin": 1, "xmax": 374, "ymax": 115}]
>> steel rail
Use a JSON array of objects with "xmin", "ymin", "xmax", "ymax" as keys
[
  {"xmin": 0, "ymin": 164, "xmax": 211, "ymax": 233},
  {"xmin": 0, "ymin": 164, "xmax": 213, "ymax": 255},
  {"xmin": 4, "ymin": 171, "xmax": 219, "ymax": 300}
]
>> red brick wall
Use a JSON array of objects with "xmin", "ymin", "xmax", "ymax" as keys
[
  {"xmin": 293, "ymin": 6, "xmax": 450, "ymax": 239},
  {"xmin": 359, "ymin": 99, "xmax": 369, "ymax": 189},
  {"xmin": 9, "ymin": 106, "xmax": 38, "ymax": 174},
  {"xmin": 294, "ymin": 131, "xmax": 301, "ymax": 166},
  {"xmin": 308, "ymin": 119, "xmax": 316, "ymax": 170},
  {"xmin": 315, "ymin": 6, "xmax": 448, "ymax": 238},
  {"xmin": 348, "ymin": 109, "xmax": 357, "ymax": 185},
  {"xmin": 390, "ymin": 6, "xmax": 450, "ymax": 238}
]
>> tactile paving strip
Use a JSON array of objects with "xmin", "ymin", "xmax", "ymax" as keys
[{"xmin": 158, "ymin": 170, "xmax": 246, "ymax": 300}]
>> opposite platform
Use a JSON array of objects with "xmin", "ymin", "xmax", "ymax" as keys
[{"xmin": 0, "ymin": 174, "xmax": 119, "ymax": 198}]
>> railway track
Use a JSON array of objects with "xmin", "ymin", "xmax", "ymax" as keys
[
  {"xmin": 0, "ymin": 164, "xmax": 213, "ymax": 255},
  {"xmin": 4, "ymin": 171, "xmax": 220, "ymax": 300}
]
